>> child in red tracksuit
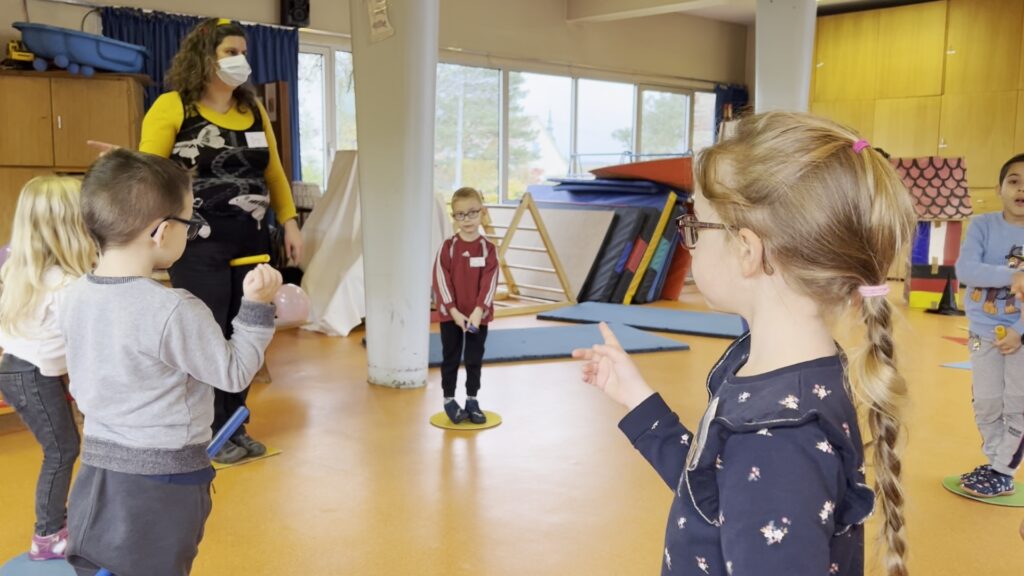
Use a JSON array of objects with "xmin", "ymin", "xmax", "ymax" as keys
[{"xmin": 432, "ymin": 187, "xmax": 498, "ymax": 424}]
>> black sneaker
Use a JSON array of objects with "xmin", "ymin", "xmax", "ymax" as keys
[
  {"xmin": 444, "ymin": 400, "xmax": 467, "ymax": 424},
  {"xmin": 212, "ymin": 439, "xmax": 248, "ymax": 464},
  {"xmin": 465, "ymin": 398, "xmax": 487, "ymax": 424},
  {"xmin": 233, "ymin": 433, "xmax": 267, "ymax": 457}
]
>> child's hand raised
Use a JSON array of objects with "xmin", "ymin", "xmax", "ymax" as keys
[
  {"xmin": 572, "ymin": 322, "xmax": 655, "ymax": 410},
  {"xmin": 242, "ymin": 264, "xmax": 283, "ymax": 304}
]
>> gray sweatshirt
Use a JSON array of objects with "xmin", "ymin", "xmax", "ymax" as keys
[{"xmin": 61, "ymin": 275, "xmax": 275, "ymax": 475}]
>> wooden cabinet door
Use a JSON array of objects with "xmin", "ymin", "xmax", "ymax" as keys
[
  {"xmin": 939, "ymin": 91, "xmax": 1018, "ymax": 188},
  {"xmin": 872, "ymin": 97, "xmax": 941, "ymax": 158},
  {"xmin": 0, "ymin": 77, "xmax": 53, "ymax": 166},
  {"xmin": 810, "ymin": 100, "xmax": 875, "ymax": 140},
  {"xmin": 969, "ymin": 187, "xmax": 1003, "ymax": 215},
  {"xmin": 51, "ymin": 78, "xmax": 133, "ymax": 169},
  {"xmin": 0, "ymin": 167, "xmax": 62, "ymax": 244},
  {"xmin": 876, "ymin": 1, "xmax": 947, "ymax": 98},
  {"xmin": 813, "ymin": 11, "xmax": 880, "ymax": 101},
  {"xmin": 945, "ymin": 0, "xmax": 1024, "ymax": 94}
]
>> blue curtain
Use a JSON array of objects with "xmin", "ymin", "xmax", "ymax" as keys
[
  {"xmin": 100, "ymin": 8, "xmax": 302, "ymax": 181},
  {"xmin": 713, "ymin": 84, "xmax": 749, "ymax": 142}
]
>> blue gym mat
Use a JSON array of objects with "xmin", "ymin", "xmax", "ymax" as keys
[
  {"xmin": 0, "ymin": 554, "xmax": 75, "ymax": 575},
  {"xmin": 537, "ymin": 302, "xmax": 745, "ymax": 338},
  {"xmin": 427, "ymin": 322, "xmax": 687, "ymax": 366}
]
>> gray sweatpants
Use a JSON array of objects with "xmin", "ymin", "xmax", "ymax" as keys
[
  {"xmin": 66, "ymin": 464, "xmax": 213, "ymax": 576},
  {"xmin": 968, "ymin": 333, "xmax": 1024, "ymax": 476}
]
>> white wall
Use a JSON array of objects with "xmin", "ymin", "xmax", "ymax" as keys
[{"xmin": 3, "ymin": 0, "xmax": 746, "ymax": 86}]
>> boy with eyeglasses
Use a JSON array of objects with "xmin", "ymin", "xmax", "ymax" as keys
[
  {"xmin": 60, "ymin": 149, "xmax": 281, "ymax": 575},
  {"xmin": 432, "ymin": 187, "xmax": 498, "ymax": 424}
]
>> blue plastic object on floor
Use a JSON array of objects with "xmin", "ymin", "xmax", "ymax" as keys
[
  {"xmin": 941, "ymin": 361, "xmax": 972, "ymax": 370},
  {"xmin": 427, "ymin": 322, "xmax": 687, "ymax": 366},
  {"xmin": 14, "ymin": 22, "xmax": 147, "ymax": 74},
  {"xmin": 538, "ymin": 302, "xmax": 745, "ymax": 339},
  {"xmin": 0, "ymin": 554, "xmax": 76, "ymax": 576}
]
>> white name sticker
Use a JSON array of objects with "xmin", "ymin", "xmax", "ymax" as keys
[
  {"xmin": 245, "ymin": 132, "xmax": 269, "ymax": 148},
  {"xmin": 469, "ymin": 256, "xmax": 485, "ymax": 268}
]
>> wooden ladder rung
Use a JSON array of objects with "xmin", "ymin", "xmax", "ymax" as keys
[
  {"xmin": 510, "ymin": 294, "xmax": 557, "ymax": 304},
  {"xmin": 516, "ymin": 283, "xmax": 567, "ymax": 294},
  {"xmin": 506, "ymin": 245, "xmax": 547, "ymax": 253},
  {"xmin": 506, "ymin": 264, "xmax": 556, "ymax": 274},
  {"xmin": 484, "ymin": 234, "xmax": 504, "ymax": 241},
  {"xmin": 489, "ymin": 224, "xmax": 538, "ymax": 231}
]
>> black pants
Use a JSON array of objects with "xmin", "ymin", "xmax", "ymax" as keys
[
  {"xmin": 439, "ymin": 321, "xmax": 488, "ymax": 397},
  {"xmin": 168, "ymin": 215, "xmax": 270, "ymax": 436}
]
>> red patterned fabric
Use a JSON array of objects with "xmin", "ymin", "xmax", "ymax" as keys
[{"xmin": 891, "ymin": 157, "xmax": 972, "ymax": 220}]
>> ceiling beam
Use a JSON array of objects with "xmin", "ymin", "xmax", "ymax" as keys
[{"xmin": 566, "ymin": 0, "xmax": 735, "ymax": 23}]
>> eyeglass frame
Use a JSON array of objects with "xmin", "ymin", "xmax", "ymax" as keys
[
  {"xmin": 151, "ymin": 212, "xmax": 210, "ymax": 241},
  {"xmin": 451, "ymin": 208, "xmax": 482, "ymax": 222},
  {"xmin": 675, "ymin": 213, "xmax": 738, "ymax": 250}
]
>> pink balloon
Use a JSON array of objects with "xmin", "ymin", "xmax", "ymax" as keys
[{"xmin": 274, "ymin": 283, "xmax": 310, "ymax": 329}]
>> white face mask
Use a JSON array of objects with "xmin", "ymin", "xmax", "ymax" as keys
[{"xmin": 216, "ymin": 54, "xmax": 251, "ymax": 87}]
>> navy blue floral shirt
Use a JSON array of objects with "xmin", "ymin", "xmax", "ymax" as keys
[{"xmin": 619, "ymin": 334, "xmax": 875, "ymax": 575}]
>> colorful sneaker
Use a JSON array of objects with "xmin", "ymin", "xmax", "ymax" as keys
[
  {"xmin": 464, "ymin": 398, "xmax": 487, "ymax": 424},
  {"xmin": 29, "ymin": 526, "xmax": 68, "ymax": 561},
  {"xmin": 961, "ymin": 469, "xmax": 1015, "ymax": 498},
  {"xmin": 232, "ymin": 433, "xmax": 266, "ymax": 457},
  {"xmin": 212, "ymin": 439, "xmax": 248, "ymax": 464},
  {"xmin": 960, "ymin": 464, "xmax": 992, "ymax": 484},
  {"xmin": 444, "ymin": 399, "xmax": 467, "ymax": 424}
]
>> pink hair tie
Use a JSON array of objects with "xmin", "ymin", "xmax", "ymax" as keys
[
  {"xmin": 852, "ymin": 139, "xmax": 871, "ymax": 153},
  {"xmin": 858, "ymin": 284, "xmax": 889, "ymax": 298}
]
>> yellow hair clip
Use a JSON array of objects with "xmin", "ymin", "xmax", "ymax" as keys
[{"xmin": 217, "ymin": 18, "xmax": 232, "ymax": 26}]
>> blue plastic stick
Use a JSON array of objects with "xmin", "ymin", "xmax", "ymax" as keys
[{"xmin": 94, "ymin": 407, "xmax": 250, "ymax": 576}]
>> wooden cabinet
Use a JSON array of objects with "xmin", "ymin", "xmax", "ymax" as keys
[
  {"xmin": 939, "ymin": 91, "xmax": 1018, "ymax": 188},
  {"xmin": 969, "ymin": 188, "xmax": 1003, "ymax": 215},
  {"xmin": 944, "ymin": 0, "xmax": 1024, "ymax": 94},
  {"xmin": 0, "ymin": 168, "xmax": 57, "ymax": 244},
  {"xmin": 876, "ymin": 1, "xmax": 947, "ymax": 98},
  {"xmin": 1014, "ymin": 91, "xmax": 1024, "ymax": 154},
  {"xmin": 872, "ymin": 97, "xmax": 941, "ymax": 158},
  {"xmin": 810, "ymin": 100, "xmax": 875, "ymax": 140},
  {"xmin": 0, "ymin": 77, "xmax": 53, "ymax": 166},
  {"xmin": 0, "ymin": 71, "xmax": 144, "ymax": 244},
  {"xmin": 813, "ymin": 10, "xmax": 880, "ymax": 101},
  {"xmin": 50, "ymin": 78, "xmax": 141, "ymax": 168}
]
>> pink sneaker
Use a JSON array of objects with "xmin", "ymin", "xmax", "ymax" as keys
[{"xmin": 29, "ymin": 527, "xmax": 68, "ymax": 561}]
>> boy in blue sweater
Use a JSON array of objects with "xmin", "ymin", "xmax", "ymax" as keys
[{"xmin": 955, "ymin": 153, "xmax": 1024, "ymax": 497}]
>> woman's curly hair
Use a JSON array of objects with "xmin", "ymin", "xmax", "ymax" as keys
[{"xmin": 165, "ymin": 18, "xmax": 259, "ymax": 115}]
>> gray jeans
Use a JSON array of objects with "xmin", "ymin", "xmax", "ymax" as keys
[
  {"xmin": 0, "ymin": 353, "xmax": 80, "ymax": 535},
  {"xmin": 968, "ymin": 333, "xmax": 1024, "ymax": 476}
]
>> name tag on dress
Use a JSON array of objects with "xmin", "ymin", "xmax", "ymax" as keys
[
  {"xmin": 245, "ymin": 132, "xmax": 269, "ymax": 148},
  {"xmin": 469, "ymin": 256, "xmax": 485, "ymax": 268}
]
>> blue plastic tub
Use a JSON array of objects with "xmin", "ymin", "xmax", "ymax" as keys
[{"xmin": 13, "ymin": 22, "xmax": 147, "ymax": 75}]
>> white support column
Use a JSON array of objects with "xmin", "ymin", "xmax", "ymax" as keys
[
  {"xmin": 350, "ymin": 0, "xmax": 439, "ymax": 388},
  {"xmin": 754, "ymin": 0, "xmax": 816, "ymax": 113}
]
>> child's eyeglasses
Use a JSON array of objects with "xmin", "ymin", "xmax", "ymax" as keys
[
  {"xmin": 151, "ymin": 213, "xmax": 210, "ymax": 241},
  {"xmin": 675, "ymin": 213, "xmax": 738, "ymax": 250},
  {"xmin": 452, "ymin": 209, "xmax": 482, "ymax": 221}
]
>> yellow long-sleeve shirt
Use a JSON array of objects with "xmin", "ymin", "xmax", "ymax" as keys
[{"xmin": 139, "ymin": 91, "xmax": 297, "ymax": 223}]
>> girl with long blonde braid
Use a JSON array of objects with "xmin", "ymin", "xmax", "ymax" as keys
[
  {"xmin": 0, "ymin": 176, "xmax": 95, "ymax": 560},
  {"xmin": 574, "ymin": 112, "xmax": 915, "ymax": 575}
]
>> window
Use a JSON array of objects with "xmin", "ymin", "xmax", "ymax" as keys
[
  {"xmin": 434, "ymin": 63, "xmax": 501, "ymax": 203},
  {"xmin": 574, "ymin": 79, "xmax": 635, "ymax": 174},
  {"xmin": 639, "ymin": 88, "xmax": 691, "ymax": 157},
  {"xmin": 336, "ymin": 50, "xmax": 358, "ymax": 151},
  {"xmin": 298, "ymin": 50, "xmax": 327, "ymax": 187},
  {"xmin": 507, "ymin": 72, "xmax": 572, "ymax": 199},
  {"xmin": 693, "ymin": 91, "xmax": 717, "ymax": 153}
]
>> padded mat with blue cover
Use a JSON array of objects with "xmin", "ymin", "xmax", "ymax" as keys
[
  {"xmin": 538, "ymin": 302, "xmax": 745, "ymax": 338},
  {"xmin": 427, "ymin": 322, "xmax": 687, "ymax": 366}
]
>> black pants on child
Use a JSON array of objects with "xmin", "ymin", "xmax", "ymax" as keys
[
  {"xmin": 168, "ymin": 215, "xmax": 270, "ymax": 436},
  {"xmin": 440, "ymin": 321, "xmax": 488, "ymax": 398}
]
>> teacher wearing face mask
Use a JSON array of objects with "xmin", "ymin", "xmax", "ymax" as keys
[{"xmin": 138, "ymin": 18, "xmax": 302, "ymax": 464}]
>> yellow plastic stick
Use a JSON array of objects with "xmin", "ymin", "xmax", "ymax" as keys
[
  {"xmin": 229, "ymin": 254, "xmax": 271, "ymax": 267},
  {"xmin": 995, "ymin": 325, "xmax": 1007, "ymax": 340}
]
